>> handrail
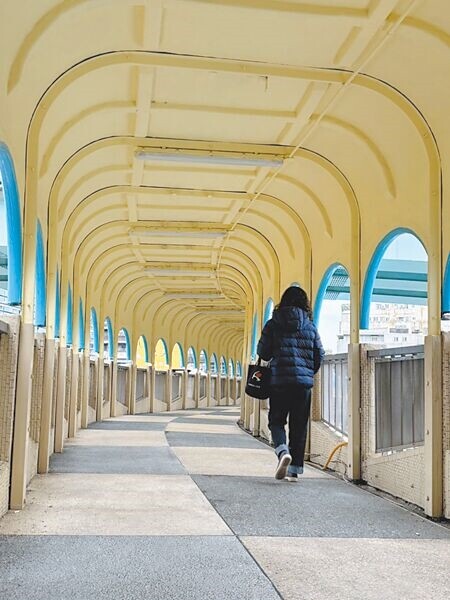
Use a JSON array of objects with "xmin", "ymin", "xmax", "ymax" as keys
[
  {"xmin": 368, "ymin": 344, "xmax": 424, "ymax": 359},
  {"xmin": 323, "ymin": 352, "xmax": 348, "ymax": 362}
]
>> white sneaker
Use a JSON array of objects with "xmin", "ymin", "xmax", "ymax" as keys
[
  {"xmin": 285, "ymin": 474, "xmax": 299, "ymax": 482},
  {"xmin": 275, "ymin": 452, "xmax": 292, "ymax": 480}
]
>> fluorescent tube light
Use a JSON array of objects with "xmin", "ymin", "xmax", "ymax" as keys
[
  {"xmin": 144, "ymin": 269, "xmax": 213, "ymax": 277},
  {"xmin": 165, "ymin": 293, "xmax": 223, "ymax": 299},
  {"xmin": 135, "ymin": 230, "xmax": 227, "ymax": 239},
  {"xmin": 135, "ymin": 150, "xmax": 284, "ymax": 168}
]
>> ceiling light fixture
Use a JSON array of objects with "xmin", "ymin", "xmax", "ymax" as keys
[
  {"xmin": 144, "ymin": 269, "xmax": 213, "ymax": 277},
  {"xmin": 164, "ymin": 293, "xmax": 223, "ymax": 300},
  {"xmin": 134, "ymin": 230, "xmax": 227, "ymax": 239},
  {"xmin": 135, "ymin": 150, "xmax": 284, "ymax": 168}
]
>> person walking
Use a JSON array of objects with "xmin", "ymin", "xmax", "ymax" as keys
[{"xmin": 257, "ymin": 286, "xmax": 325, "ymax": 481}]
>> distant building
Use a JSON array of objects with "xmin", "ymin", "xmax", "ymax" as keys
[{"xmin": 336, "ymin": 302, "xmax": 428, "ymax": 353}]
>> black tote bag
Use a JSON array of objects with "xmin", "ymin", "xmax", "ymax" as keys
[{"xmin": 245, "ymin": 358, "xmax": 271, "ymax": 400}]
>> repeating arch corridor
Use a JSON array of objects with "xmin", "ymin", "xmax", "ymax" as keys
[{"xmin": 0, "ymin": 1, "xmax": 449, "ymax": 534}]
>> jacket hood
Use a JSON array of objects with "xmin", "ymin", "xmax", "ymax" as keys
[{"xmin": 272, "ymin": 306, "xmax": 307, "ymax": 333}]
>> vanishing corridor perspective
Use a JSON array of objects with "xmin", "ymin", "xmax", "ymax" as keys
[{"xmin": 0, "ymin": 1, "xmax": 450, "ymax": 598}]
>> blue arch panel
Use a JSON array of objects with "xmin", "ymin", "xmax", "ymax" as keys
[
  {"xmin": 361, "ymin": 228, "xmax": 426, "ymax": 329},
  {"xmin": 105, "ymin": 317, "xmax": 114, "ymax": 358},
  {"xmin": 0, "ymin": 142, "xmax": 22, "ymax": 305},
  {"xmin": 34, "ymin": 221, "xmax": 46, "ymax": 327},
  {"xmin": 443, "ymin": 255, "xmax": 450, "ymax": 314},
  {"xmin": 228, "ymin": 358, "xmax": 234, "ymax": 377},
  {"xmin": 236, "ymin": 361, "xmax": 242, "ymax": 377},
  {"xmin": 90, "ymin": 308, "xmax": 99, "ymax": 353},
  {"xmin": 122, "ymin": 328, "xmax": 131, "ymax": 360},
  {"xmin": 263, "ymin": 298, "xmax": 274, "ymax": 325},
  {"xmin": 210, "ymin": 353, "xmax": 218, "ymax": 373},
  {"xmin": 78, "ymin": 299, "xmax": 85, "ymax": 350},
  {"xmin": 156, "ymin": 338, "xmax": 169, "ymax": 364},
  {"xmin": 199, "ymin": 349, "xmax": 208, "ymax": 371},
  {"xmin": 220, "ymin": 355, "xmax": 227, "ymax": 375},
  {"xmin": 251, "ymin": 313, "xmax": 258, "ymax": 360},
  {"xmin": 188, "ymin": 346, "xmax": 197, "ymax": 368},
  {"xmin": 313, "ymin": 263, "xmax": 344, "ymax": 324},
  {"xmin": 55, "ymin": 269, "xmax": 60, "ymax": 338},
  {"xmin": 140, "ymin": 335, "xmax": 149, "ymax": 362},
  {"xmin": 67, "ymin": 284, "xmax": 73, "ymax": 346}
]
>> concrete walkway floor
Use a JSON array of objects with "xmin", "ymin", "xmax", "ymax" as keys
[{"xmin": 0, "ymin": 408, "xmax": 449, "ymax": 600}]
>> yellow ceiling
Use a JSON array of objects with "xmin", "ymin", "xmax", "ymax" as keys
[{"xmin": 0, "ymin": 0, "xmax": 449, "ymax": 359}]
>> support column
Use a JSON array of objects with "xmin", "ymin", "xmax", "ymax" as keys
[
  {"xmin": 10, "ymin": 322, "xmax": 32, "ymax": 509},
  {"xmin": 166, "ymin": 370, "xmax": 172, "ymax": 412},
  {"xmin": 54, "ymin": 345, "xmax": 67, "ymax": 452},
  {"xmin": 129, "ymin": 363, "xmax": 137, "ymax": 415},
  {"xmin": 38, "ymin": 337, "xmax": 55, "ymax": 474},
  {"xmin": 182, "ymin": 370, "xmax": 188, "ymax": 410},
  {"xmin": 424, "ymin": 334, "xmax": 443, "ymax": 517},
  {"xmin": 206, "ymin": 373, "xmax": 211, "ymax": 407},
  {"xmin": 150, "ymin": 367, "xmax": 156, "ymax": 413},
  {"xmin": 252, "ymin": 398, "xmax": 260, "ymax": 436},
  {"xmin": 194, "ymin": 372, "xmax": 200, "ymax": 408},
  {"xmin": 347, "ymin": 343, "xmax": 361, "ymax": 481},
  {"xmin": 68, "ymin": 349, "xmax": 79, "ymax": 437},
  {"xmin": 96, "ymin": 355, "xmax": 104, "ymax": 422},
  {"xmin": 146, "ymin": 365, "xmax": 152, "ymax": 413},
  {"xmin": 81, "ymin": 351, "xmax": 90, "ymax": 428},
  {"xmin": 110, "ymin": 359, "xmax": 118, "ymax": 417},
  {"xmin": 226, "ymin": 376, "xmax": 231, "ymax": 406}
]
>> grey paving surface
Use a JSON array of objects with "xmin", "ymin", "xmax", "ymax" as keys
[
  {"xmin": 166, "ymin": 431, "xmax": 265, "ymax": 448},
  {"xmin": 3, "ymin": 406, "xmax": 450, "ymax": 600},
  {"xmin": 0, "ymin": 536, "xmax": 280, "ymax": 600},
  {"xmin": 49, "ymin": 446, "xmax": 186, "ymax": 474},
  {"xmin": 88, "ymin": 421, "xmax": 168, "ymax": 431},
  {"xmin": 193, "ymin": 475, "xmax": 450, "ymax": 539},
  {"xmin": 169, "ymin": 417, "xmax": 240, "ymax": 425}
]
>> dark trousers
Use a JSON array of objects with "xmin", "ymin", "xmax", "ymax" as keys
[{"xmin": 268, "ymin": 384, "xmax": 312, "ymax": 470}]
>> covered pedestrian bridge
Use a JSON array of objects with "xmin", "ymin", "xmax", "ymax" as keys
[{"xmin": 0, "ymin": 1, "xmax": 449, "ymax": 598}]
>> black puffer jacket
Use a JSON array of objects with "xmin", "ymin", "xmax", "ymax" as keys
[{"xmin": 257, "ymin": 307, "xmax": 324, "ymax": 388}]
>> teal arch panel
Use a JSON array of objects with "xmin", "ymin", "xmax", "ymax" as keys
[
  {"xmin": 67, "ymin": 284, "xmax": 73, "ymax": 346},
  {"xmin": 55, "ymin": 269, "xmax": 60, "ymax": 338},
  {"xmin": 78, "ymin": 299, "xmax": 85, "ymax": 350},
  {"xmin": 140, "ymin": 335, "xmax": 149, "ymax": 363},
  {"xmin": 34, "ymin": 221, "xmax": 46, "ymax": 327},
  {"xmin": 263, "ymin": 298, "xmax": 274, "ymax": 325},
  {"xmin": 313, "ymin": 263, "xmax": 345, "ymax": 324},
  {"xmin": 122, "ymin": 328, "xmax": 131, "ymax": 360},
  {"xmin": 251, "ymin": 313, "xmax": 258, "ymax": 360},
  {"xmin": 0, "ymin": 142, "xmax": 22, "ymax": 304},
  {"xmin": 90, "ymin": 308, "xmax": 99, "ymax": 353},
  {"xmin": 105, "ymin": 317, "xmax": 114, "ymax": 358}
]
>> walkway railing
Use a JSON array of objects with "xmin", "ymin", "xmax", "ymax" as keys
[
  {"xmin": 171, "ymin": 371, "xmax": 182, "ymax": 402},
  {"xmin": 186, "ymin": 372, "xmax": 196, "ymax": 408},
  {"xmin": 136, "ymin": 368, "xmax": 146, "ymax": 404},
  {"xmin": 155, "ymin": 371, "xmax": 166, "ymax": 406},
  {"xmin": 321, "ymin": 353, "xmax": 348, "ymax": 435},
  {"xmin": 210, "ymin": 374, "xmax": 218, "ymax": 405},
  {"xmin": 199, "ymin": 373, "xmax": 207, "ymax": 403},
  {"xmin": 117, "ymin": 365, "xmax": 128, "ymax": 407},
  {"xmin": 369, "ymin": 345, "xmax": 424, "ymax": 452},
  {"xmin": 89, "ymin": 359, "xmax": 97, "ymax": 410}
]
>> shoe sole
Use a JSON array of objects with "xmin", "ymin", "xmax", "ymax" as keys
[
  {"xmin": 285, "ymin": 476, "xmax": 298, "ymax": 482},
  {"xmin": 275, "ymin": 454, "xmax": 292, "ymax": 480}
]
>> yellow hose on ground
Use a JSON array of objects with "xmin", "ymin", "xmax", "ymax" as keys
[{"xmin": 323, "ymin": 441, "xmax": 348, "ymax": 470}]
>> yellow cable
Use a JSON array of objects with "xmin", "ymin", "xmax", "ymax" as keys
[{"xmin": 323, "ymin": 441, "xmax": 348, "ymax": 470}]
